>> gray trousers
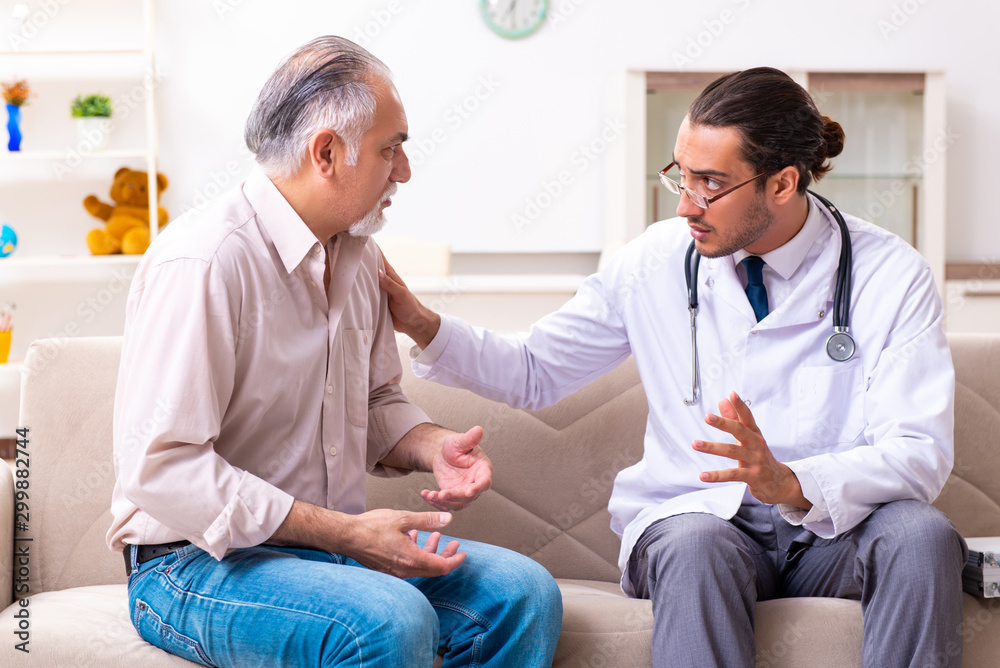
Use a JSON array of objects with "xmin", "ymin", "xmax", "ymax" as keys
[{"xmin": 626, "ymin": 501, "xmax": 967, "ymax": 668}]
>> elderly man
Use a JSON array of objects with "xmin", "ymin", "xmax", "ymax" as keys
[{"xmin": 107, "ymin": 36, "xmax": 561, "ymax": 668}]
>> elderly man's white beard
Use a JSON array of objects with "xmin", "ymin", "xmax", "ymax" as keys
[{"xmin": 348, "ymin": 183, "xmax": 397, "ymax": 237}]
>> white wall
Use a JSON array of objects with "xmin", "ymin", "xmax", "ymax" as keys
[
  {"xmin": 2, "ymin": 0, "xmax": 991, "ymax": 258},
  {"xmin": 133, "ymin": 0, "xmax": 996, "ymax": 262},
  {"xmin": 0, "ymin": 0, "xmax": 994, "ymax": 434}
]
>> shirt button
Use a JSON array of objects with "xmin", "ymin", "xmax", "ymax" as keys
[
  {"xmin": 326, "ymin": 385, "xmax": 334, "ymax": 394},
  {"xmin": 311, "ymin": 280, "xmax": 317, "ymax": 287},
  {"xmin": 329, "ymin": 446, "xmax": 338, "ymax": 456},
  {"xmin": 312, "ymin": 243, "xmax": 321, "ymax": 255}
]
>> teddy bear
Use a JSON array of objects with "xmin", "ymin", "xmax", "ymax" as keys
[{"xmin": 83, "ymin": 167, "xmax": 169, "ymax": 255}]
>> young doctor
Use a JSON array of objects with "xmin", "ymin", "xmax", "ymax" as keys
[{"xmin": 380, "ymin": 68, "xmax": 967, "ymax": 667}]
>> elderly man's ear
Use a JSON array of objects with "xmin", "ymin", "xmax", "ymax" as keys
[{"xmin": 307, "ymin": 129, "xmax": 346, "ymax": 177}]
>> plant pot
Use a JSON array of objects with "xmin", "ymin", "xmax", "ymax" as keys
[
  {"xmin": 6, "ymin": 103, "xmax": 21, "ymax": 152},
  {"xmin": 76, "ymin": 116, "xmax": 112, "ymax": 151}
]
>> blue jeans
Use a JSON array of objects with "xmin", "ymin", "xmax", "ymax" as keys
[{"xmin": 126, "ymin": 533, "xmax": 562, "ymax": 667}]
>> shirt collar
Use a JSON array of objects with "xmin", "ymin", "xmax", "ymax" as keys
[
  {"xmin": 732, "ymin": 195, "xmax": 826, "ymax": 281},
  {"xmin": 242, "ymin": 166, "xmax": 321, "ymax": 275}
]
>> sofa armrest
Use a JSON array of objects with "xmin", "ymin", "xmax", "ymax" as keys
[{"xmin": 0, "ymin": 461, "xmax": 12, "ymax": 609}]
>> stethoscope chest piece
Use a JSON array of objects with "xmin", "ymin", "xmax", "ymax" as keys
[{"xmin": 826, "ymin": 330, "xmax": 856, "ymax": 362}]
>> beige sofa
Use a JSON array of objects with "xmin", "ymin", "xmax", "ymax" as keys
[{"xmin": 1, "ymin": 333, "xmax": 999, "ymax": 666}]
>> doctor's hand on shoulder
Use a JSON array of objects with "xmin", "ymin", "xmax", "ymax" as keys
[
  {"xmin": 378, "ymin": 251, "xmax": 441, "ymax": 350},
  {"xmin": 695, "ymin": 391, "xmax": 813, "ymax": 510}
]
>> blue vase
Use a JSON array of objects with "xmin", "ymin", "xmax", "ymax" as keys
[{"xmin": 6, "ymin": 103, "xmax": 22, "ymax": 152}]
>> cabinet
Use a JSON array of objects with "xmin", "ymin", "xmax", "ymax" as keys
[
  {"xmin": 0, "ymin": 0, "xmax": 158, "ymax": 439},
  {"xmin": 944, "ymin": 264, "xmax": 1000, "ymax": 333}
]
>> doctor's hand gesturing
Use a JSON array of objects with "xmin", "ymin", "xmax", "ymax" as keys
[{"xmin": 694, "ymin": 391, "xmax": 813, "ymax": 510}]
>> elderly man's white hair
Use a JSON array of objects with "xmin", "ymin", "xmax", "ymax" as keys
[{"xmin": 244, "ymin": 36, "xmax": 392, "ymax": 179}]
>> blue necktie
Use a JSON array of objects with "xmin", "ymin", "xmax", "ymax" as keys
[{"xmin": 743, "ymin": 256, "xmax": 769, "ymax": 322}]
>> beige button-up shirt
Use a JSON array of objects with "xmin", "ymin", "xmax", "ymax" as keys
[{"xmin": 107, "ymin": 168, "xmax": 429, "ymax": 559}]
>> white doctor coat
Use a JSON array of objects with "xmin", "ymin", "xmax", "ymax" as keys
[{"xmin": 412, "ymin": 195, "xmax": 954, "ymax": 596}]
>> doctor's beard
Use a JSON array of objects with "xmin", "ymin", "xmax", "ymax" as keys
[
  {"xmin": 691, "ymin": 189, "xmax": 775, "ymax": 258},
  {"xmin": 348, "ymin": 182, "xmax": 398, "ymax": 238}
]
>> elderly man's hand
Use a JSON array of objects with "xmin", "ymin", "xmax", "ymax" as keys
[
  {"xmin": 347, "ymin": 509, "xmax": 466, "ymax": 578},
  {"xmin": 270, "ymin": 501, "xmax": 466, "ymax": 579},
  {"xmin": 424, "ymin": 426, "xmax": 493, "ymax": 511}
]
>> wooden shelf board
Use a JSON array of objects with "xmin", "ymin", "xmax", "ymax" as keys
[
  {"xmin": 0, "ymin": 48, "xmax": 145, "ymax": 56},
  {"xmin": 0, "ymin": 255, "xmax": 142, "ymax": 282},
  {"xmin": 946, "ymin": 263, "xmax": 1000, "ymax": 281},
  {"xmin": 0, "ymin": 150, "xmax": 149, "ymax": 162}
]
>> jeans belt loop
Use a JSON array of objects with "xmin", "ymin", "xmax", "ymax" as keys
[{"xmin": 123, "ymin": 540, "xmax": 192, "ymax": 576}]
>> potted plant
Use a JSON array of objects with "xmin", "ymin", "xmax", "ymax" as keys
[
  {"xmin": 70, "ymin": 93, "xmax": 113, "ymax": 151},
  {"xmin": 1, "ymin": 80, "xmax": 30, "ymax": 152}
]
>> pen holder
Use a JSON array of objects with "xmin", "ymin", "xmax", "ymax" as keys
[{"xmin": 0, "ymin": 330, "xmax": 10, "ymax": 364}]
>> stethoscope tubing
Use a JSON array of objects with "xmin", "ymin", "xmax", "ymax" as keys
[{"xmin": 681, "ymin": 190, "xmax": 855, "ymax": 404}]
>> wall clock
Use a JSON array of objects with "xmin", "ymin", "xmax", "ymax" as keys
[{"xmin": 479, "ymin": 0, "xmax": 548, "ymax": 39}]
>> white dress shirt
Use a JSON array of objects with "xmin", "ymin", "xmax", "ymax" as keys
[
  {"xmin": 107, "ymin": 168, "xmax": 429, "ymax": 559},
  {"xmin": 412, "ymin": 194, "xmax": 954, "ymax": 596}
]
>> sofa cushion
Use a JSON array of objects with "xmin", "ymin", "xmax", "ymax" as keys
[
  {"xmin": 554, "ymin": 579, "xmax": 653, "ymax": 666},
  {"xmin": 5, "ymin": 582, "xmax": 998, "ymax": 667},
  {"xmin": 933, "ymin": 333, "xmax": 1000, "ymax": 536},
  {"xmin": 10, "ymin": 331, "xmax": 1000, "ymax": 667},
  {"xmin": 552, "ymin": 584, "xmax": 1000, "ymax": 668},
  {"xmin": 18, "ymin": 338, "xmax": 126, "ymax": 595},
  {"xmin": 553, "ymin": 580, "xmax": 867, "ymax": 667},
  {"xmin": 552, "ymin": 579, "xmax": 865, "ymax": 668},
  {"xmin": 0, "ymin": 585, "xmax": 199, "ymax": 666}
]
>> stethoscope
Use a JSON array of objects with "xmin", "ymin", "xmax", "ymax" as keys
[{"xmin": 682, "ymin": 190, "xmax": 855, "ymax": 406}]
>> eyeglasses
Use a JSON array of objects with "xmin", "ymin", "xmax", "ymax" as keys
[{"xmin": 658, "ymin": 161, "xmax": 768, "ymax": 209}]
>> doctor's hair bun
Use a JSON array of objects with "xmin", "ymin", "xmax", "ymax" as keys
[
  {"xmin": 821, "ymin": 116, "xmax": 845, "ymax": 159},
  {"xmin": 689, "ymin": 67, "xmax": 846, "ymax": 193},
  {"xmin": 813, "ymin": 116, "xmax": 845, "ymax": 181}
]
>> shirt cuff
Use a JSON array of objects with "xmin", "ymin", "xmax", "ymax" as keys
[
  {"xmin": 368, "ymin": 401, "xmax": 433, "ymax": 476},
  {"xmin": 777, "ymin": 465, "xmax": 830, "ymax": 528},
  {"xmin": 410, "ymin": 314, "xmax": 455, "ymax": 372},
  {"xmin": 199, "ymin": 471, "xmax": 295, "ymax": 560}
]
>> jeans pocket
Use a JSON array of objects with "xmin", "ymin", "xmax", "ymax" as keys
[{"xmin": 133, "ymin": 597, "xmax": 216, "ymax": 667}]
